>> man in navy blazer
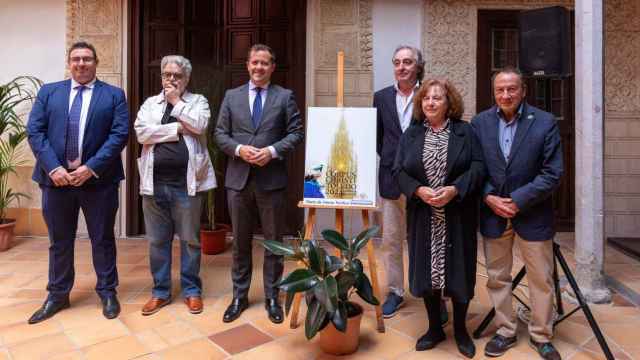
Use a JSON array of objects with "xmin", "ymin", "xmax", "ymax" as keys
[
  {"xmin": 374, "ymin": 45, "xmax": 424, "ymax": 318},
  {"xmin": 471, "ymin": 67, "xmax": 563, "ymax": 360},
  {"xmin": 26, "ymin": 41, "xmax": 129, "ymax": 324}
]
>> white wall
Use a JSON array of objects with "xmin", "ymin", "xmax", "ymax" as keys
[
  {"xmin": 0, "ymin": 0, "xmax": 66, "ymax": 84},
  {"xmin": 372, "ymin": 0, "xmax": 423, "ymax": 91}
]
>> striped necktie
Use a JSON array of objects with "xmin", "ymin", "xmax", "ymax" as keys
[{"xmin": 66, "ymin": 85, "xmax": 85, "ymax": 162}]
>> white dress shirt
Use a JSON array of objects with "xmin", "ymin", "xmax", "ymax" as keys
[
  {"xmin": 234, "ymin": 81, "xmax": 278, "ymax": 159},
  {"xmin": 67, "ymin": 78, "xmax": 95, "ymax": 169},
  {"xmin": 49, "ymin": 78, "xmax": 97, "ymax": 177},
  {"xmin": 394, "ymin": 82, "xmax": 419, "ymax": 133}
]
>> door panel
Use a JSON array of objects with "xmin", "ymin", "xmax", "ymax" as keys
[{"xmin": 127, "ymin": 0, "xmax": 306, "ymax": 235}]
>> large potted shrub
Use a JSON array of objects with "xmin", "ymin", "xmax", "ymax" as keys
[
  {"xmin": 0, "ymin": 76, "xmax": 41, "ymax": 251},
  {"xmin": 261, "ymin": 226, "xmax": 380, "ymax": 355}
]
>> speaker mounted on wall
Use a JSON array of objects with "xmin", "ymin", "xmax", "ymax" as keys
[{"xmin": 519, "ymin": 6, "xmax": 571, "ymax": 77}]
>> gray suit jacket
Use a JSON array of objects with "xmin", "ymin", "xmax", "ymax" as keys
[{"xmin": 214, "ymin": 83, "xmax": 303, "ymax": 191}]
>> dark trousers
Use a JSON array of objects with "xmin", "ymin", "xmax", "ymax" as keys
[
  {"xmin": 41, "ymin": 183, "xmax": 120, "ymax": 301},
  {"xmin": 227, "ymin": 176, "xmax": 285, "ymax": 299}
]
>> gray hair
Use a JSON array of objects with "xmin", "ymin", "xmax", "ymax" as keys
[
  {"xmin": 392, "ymin": 45, "xmax": 425, "ymax": 81},
  {"xmin": 160, "ymin": 55, "xmax": 192, "ymax": 78}
]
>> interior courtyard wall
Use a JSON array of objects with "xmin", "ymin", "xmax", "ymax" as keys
[{"xmin": 603, "ymin": 0, "xmax": 640, "ymax": 237}]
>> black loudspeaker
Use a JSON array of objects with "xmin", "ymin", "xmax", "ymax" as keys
[{"xmin": 518, "ymin": 6, "xmax": 571, "ymax": 76}]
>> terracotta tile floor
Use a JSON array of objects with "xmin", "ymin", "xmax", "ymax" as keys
[{"xmin": 0, "ymin": 233, "xmax": 639, "ymax": 359}]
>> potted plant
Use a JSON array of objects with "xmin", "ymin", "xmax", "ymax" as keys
[
  {"xmin": 200, "ymin": 132, "xmax": 229, "ymax": 255},
  {"xmin": 261, "ymin": 226, "xmax": 380, "ymax": 355},
  {"xmin": 0, "ymin": 76, "xmax": 41, "ymax": 251},
  {"xmin": 192, "ymin": 69, "xmax": 230, "ymax": 255}
]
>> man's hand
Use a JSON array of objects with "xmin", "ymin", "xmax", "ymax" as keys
[
  {"xmin": 415, "ymin": 186, "xmax": 437, "ymax": 204},
  {"xmin": 68, "ymin": 165, "xmax": 94, "ymax": 187},
  {"xmin": 164, "ymin": 83, "xmax": 180, "ymax": 106},
  {"xmin": 250, "ymin": 148, "xmax": 273, "ymax": 167},
  {"xmin": 49, "ymin": 168, "xmax": 74, "ymax": 187},
  {"xmin": 485, "ymin": 195, "xmax": 518, "ymax": 218},
  {"xmin": 428, "ymin": 186, "xmax": 458, "ymax": 208},
  {"xmin": 239, "ymin": 145, "xmax": 260, "ymax": 163}
]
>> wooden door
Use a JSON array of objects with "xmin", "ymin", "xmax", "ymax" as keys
[
  {"xmin": 127, "ymin": 0, "xmax": 306, "ymax": 235},
  {"xmin": 477, "ymin": 9, "xmax": 575, "ymax": 231}
]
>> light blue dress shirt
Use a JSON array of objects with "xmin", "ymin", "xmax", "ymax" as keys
[{"xmin": 496, "ymin": 103, "xmax": 523, "ymax": 162}]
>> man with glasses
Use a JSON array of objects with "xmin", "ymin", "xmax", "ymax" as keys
[
  {"xmin": 27, "ymin": 41, "xmax": 129, "ymax": 323},
  {"xmin": 471, "ymin": 67, "xmax": 563, "ymax": 360},
  {"xmin": 134, "ymin": 55, "xmax": 216, "ymax": 316}
]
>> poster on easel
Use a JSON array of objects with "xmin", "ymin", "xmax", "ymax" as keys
[{"xmin": 302, "ymin": 106, "xmax": 377, "ymax": 208}]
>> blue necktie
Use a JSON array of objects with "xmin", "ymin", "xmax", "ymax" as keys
[
  {"xmin": 66, "ymin": 85, "xmax": 85, "ymax": 162},
  {"xmin": 252, "ymin": 87, "xmax": 263, "ymax": 128}
]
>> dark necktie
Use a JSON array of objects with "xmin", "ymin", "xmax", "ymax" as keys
[
  {"xmin": 252, "ymin": 87, "xmax": 263, "ymax": 128},
  {"xmin": 161, "ymin": 103, "xmax": 175, "ymax": 124},
  {"xmin": 66, "ymin": 85, "xmax": 85, "ymax": 162}
]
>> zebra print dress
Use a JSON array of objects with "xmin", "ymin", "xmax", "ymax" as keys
[{"xmin": 422, "ymin": 120, "xmax": 450, "ymax": 290}]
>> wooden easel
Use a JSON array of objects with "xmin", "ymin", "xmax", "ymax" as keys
[{"xmin": 289, "ymin": 51, "xmax": 385, "ymax": 333}]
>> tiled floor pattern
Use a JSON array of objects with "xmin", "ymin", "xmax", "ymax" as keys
[{"xmin": 0, "ymin": 233, "xmax": 639, "ymax": 359}]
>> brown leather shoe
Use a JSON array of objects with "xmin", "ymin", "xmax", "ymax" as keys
[
  {"xmin": 141, "ymin": 297, "xmax": 171, "ymax": 316},
  {"xmin": 184, "ymin": 296, "xmax": 203, "ymax": 314}
]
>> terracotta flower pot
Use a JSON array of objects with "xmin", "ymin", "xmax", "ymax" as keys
[
  {"xmin": 200, "ymin": 223, "xmax": 230, "ymax": 255},
  {"xmin": 318, "ymin": 302, "xmax": 363, "ymax": 355},
  {"xmin": 0, "ymin": 219, "xmax": 16, "ymax": 252}
]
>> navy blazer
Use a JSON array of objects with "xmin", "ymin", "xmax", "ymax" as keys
[
  {"xmin": 471, "ymin": 103, "xmax": 563, "ymax": 241},
  {"xmin": 27, "ymin": 79, "xmax": 129, "ymax": 187},
  {"xmin": 374, "ymin": 85, "xmax": 404, "ymax": 199}
]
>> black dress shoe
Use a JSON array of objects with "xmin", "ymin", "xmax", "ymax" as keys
[
  {"xmin": 101, "ymin": 295, "xmax": 121, "ymax": 319},
  {"xmin": 28, "ymin": 298, "xmax": 70, "ymax": 324},
  {"xmin": 454, "ymin": 332, "xmax": 476, "ymax": 359},
  {"xmin": 265, "ymin": 298, "xmax": 283, "ymax": 324},
  {"xmin": 223, "ymin": 298, "xmax": 248, "ymax": 323},
  {"xmin": 416, "ymin": 329, "xmax": 446, "ymax": 351}
]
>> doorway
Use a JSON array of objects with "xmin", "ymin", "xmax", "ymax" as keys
[{"xmin": 126, "ymin": 0, "xmax": 307, "ymax": 236}]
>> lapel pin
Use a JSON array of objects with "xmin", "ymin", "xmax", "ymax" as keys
[{"xmin": 527, "ymin": 114, "xmax": 534, "ymax": 120}]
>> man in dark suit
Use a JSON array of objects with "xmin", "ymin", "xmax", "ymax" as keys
[
  {"xmin": 26, "ymin": 41, "xmax": 129, "ymax": 324},
  {"xmin": 373, "ymin": 45, "xmax": 423, "ymax": 318},
  {"xmin": 471, "ymin": 67, "xmax": 563, "ymax": 360},
  {"xmin": 215, "ymin": 44, "xmax": 303, "ymax": 324}
]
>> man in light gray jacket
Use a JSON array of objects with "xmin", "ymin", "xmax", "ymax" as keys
[{"xmin": 134, "ymin": 55, "xmax": 216, "ymax": 316}]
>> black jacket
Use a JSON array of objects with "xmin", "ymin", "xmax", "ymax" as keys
[{"xmin": 393, "ymin": 119, "xmax": 485, "ymax": 301}]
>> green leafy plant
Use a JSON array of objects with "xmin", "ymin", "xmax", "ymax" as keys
[
  {"xmin": 204, "ymin": 131, "xmax": 221, "ymax": 230},
  {"xmin": 0, "ymin": 76, "xmax": 41, "ymax": 223},
  {"xmin": 261, "ymin": 226, "xmax": 380, "ymax": 340}
]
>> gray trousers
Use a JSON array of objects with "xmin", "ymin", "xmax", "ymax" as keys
[
  {"xmin": 227, "ymin": 176, "xmax": 285, "ymax": 300},
  {"xmin": 381, "ymin": 195, "xmax": 407, "ymax": 297}
]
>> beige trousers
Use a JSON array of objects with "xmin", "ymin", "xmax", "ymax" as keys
[
  {"xmin": 380, "ymin": 195, "xmax": 406, "ymax": 297},
  {"xmin": 483, "ymin": 221, "xmax": 554, "ymax": 343}
]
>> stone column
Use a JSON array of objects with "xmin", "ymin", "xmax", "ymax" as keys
[{"xmin": 574, "ymin": 0, "xmax": 611, "ymax": 303}]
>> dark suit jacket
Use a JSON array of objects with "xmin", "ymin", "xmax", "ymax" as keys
[
  {"xmin": 393, "ymin": 119, "xmax": 484, "ymax": 301},
  {"xmin": 471, "ymin": 103, "xmax": 563, "ymax": 241},
  {"xmin": 27, "ymin": 79, "xmax": 129, "ymax": 187},
  {"xmin": 374, "ymin": 85, "xmax": 403, "ymax": 199},
  {"xmin": 214, "ymin": 83, "xmax": 303, "ymax": 191}
]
